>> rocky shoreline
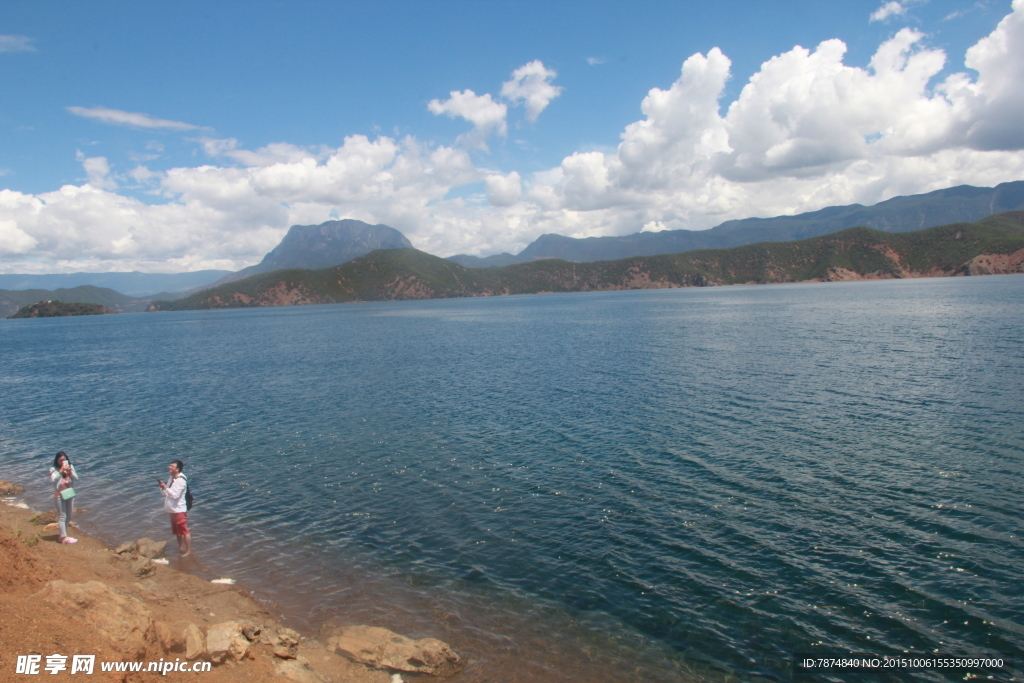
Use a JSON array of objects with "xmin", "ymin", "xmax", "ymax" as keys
[{"xmin": 0, "ymin": 480, "xmax": 463, "ymax": 682}]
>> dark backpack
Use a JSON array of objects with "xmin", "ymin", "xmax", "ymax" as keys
[{"xmin": 182, "ymin": 475, "xmax": 194, "ymax": 511}]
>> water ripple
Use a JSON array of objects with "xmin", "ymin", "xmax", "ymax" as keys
[{"xmin": 1, "ymin": 276, "xmax": 1022, "ymax": 682}]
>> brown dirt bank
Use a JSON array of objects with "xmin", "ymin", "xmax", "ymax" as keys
[{"xmin": 0, "ymin": 497, "xmax": 422, "ymax": 683}]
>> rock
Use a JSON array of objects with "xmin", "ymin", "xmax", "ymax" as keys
[
  {"xmin": 38, "ymin": 580, "xmax": 153, "ymax": 657},
  {"xmin": 279, "ymin": 627, "xmax": 302, "ymax": 646},
  {"xmin": 273, "ymin": 644, "xmax": 298, "ymax": 659},
  {"xmin": 43, "ymin": 523, "xmax": 60, "ymax": 534},
  {"xmin": 205, "ymin": 621, "xmax": 249, "ymax": 664},
  {"xmin": 135, "ymin": 538, "xmax": 167, "ymax": 559},
  {"xmin": 115, "ymin": 541, "xmax": 136, "ymax": 555},
  {"xmin": 327, "ymin": 625, "xmax": 463, "ymax": 677},
  {"xmin": 0, "ymin": 480, "xmax": 25, "ymax": 495},
  {"xmin": 241, "ymin": 623, "xmax": 261, "ymax": 642},
  {"xmin": 229, "ymin": 633, "xmax": 251, "ymax": 662},
  {"xmin": 274, "ymin": 659, "xmax": 328, "ymax": 683},
  {"xmin": 132, "ymin": 558, "xmax": 156, "ymax": 578},
  {"xmin": 184, "ymin": 623, "xmax": 205, "ymax": 660},
  {"xmin": 155, "ymin": 621, "xmax": 186, "ymax": 654}
]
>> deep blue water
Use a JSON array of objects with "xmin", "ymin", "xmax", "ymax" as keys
[{"xmin": 2, "ymin": 276, "xmax": 1023, "ymax": 682}]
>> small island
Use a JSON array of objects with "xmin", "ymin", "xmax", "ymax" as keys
[{"xmin": 7, "ymin": 300, "xmax": 118, "ymax": 319}]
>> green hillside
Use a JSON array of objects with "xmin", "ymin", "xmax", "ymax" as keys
[
  {"xmin": 8, "ymin": 300, "xmax": 118, "ymax": 319},
  {"xmin": 0, "ymin": 285, "xmax": 144, "ymax": 318},
  {"xmin": 150, "ymin": 212, "xmax": 1024, "ymax": 312}
]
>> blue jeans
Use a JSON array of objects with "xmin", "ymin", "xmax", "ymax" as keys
[{"xmin": 54, "ymin": 495, "xmax": 74, "ymax": 538}]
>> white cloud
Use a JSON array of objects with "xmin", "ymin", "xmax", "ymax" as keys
[
  {"xmin": 871, "ymin": 1, "xmax": 908, "ymax": 22},
  {"xmin": 0, "ymin": 134, "xmax": 482, "ymax": 271},
  {"xmin": 67, "ymin": 106, "xmax": 199, "ymax": 131},
  {"xmin": 0, "ymin": 218, "xmax": 38, "ymax": 254},
  {"xmin": 426, "ymin": 60, "xmax": 560, "ymax": 150},
  {"xmin": 428, "ymin": 90, "xmax": 508, "ymax": 150},
  {"xmin": 77, "ymin": 155, "xmax": 118, "ymax": 190},
  {"xmin": 587, "ymin": 57, "xmax": 607, "ymax": 66},
  {"xmin": 500, "ymin": 60, "xmax": 564, "ymax": 121},
  {"xmin": 129, "ymin": 165, "xmax": 158, "ymax": 184},
  {"xmin": 958, "ymin": 0, "xmax": 1024, "ymax": 150},
  {"xmin": 197, "ymin": 137, "xmax": 328, "ymax": 167},
  {"xmin": 3, "ymin": 3, "xmax": 1024, "ymax": 272},
  {"xmin": 485, "ymin": 172, "xmax": 522, "ymax": 206},
  {"xmin": 513, "ymin": 6, "xmax": 1024, "ymax": 243},
  {"xmin": 0, "ymin": 35, "xmax": 36, "ymax": 53}
]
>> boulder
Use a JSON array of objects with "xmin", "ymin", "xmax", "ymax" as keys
[
  {"xmin": 37, "ymin": 580, "xmax": 153, "ymax": 657},
  {"xmin": 274, "ymin": 659, "xmax": 328, "ymax": 683},
  {"xmin": 241, "ymin": 623, "xmax": 261, "ymax": 642},
  {"xmin": 273, "ymin": 644, "xmax": 298, "ymax": 659},
  {"xmin": 0, "ymin": 480, "xmax": 25, "ymax": 495},
  {"xmin": 327, "ymin": 625, "xmax": 462, "ymax": 677},
  {"xmin": 183, "ymin": 623, "xmax": 205, "ymax": 660},
  {"xmin": 279, "ymin": 627, "xmax": 302, "ymax": 646},
  {"xmin": 266, "ymin": 626, "xmax": 299, "ymax": 657},
  {"xmin": 205, "ymin": 621, "xmax": 250, "ymax": 664},
  {"xmin": 230, "ymin": 633, "xmax": 252, "ymax": 662},
  {"xmin": 135, "ymin": 538, "xmax": 167, "ymax": 559},
  {"xmin": 154, "ymin": 621, "xmax": 186, "ymax": 654}
]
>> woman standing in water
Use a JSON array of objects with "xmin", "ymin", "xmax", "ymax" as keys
[{"xmin": 49, "ymin": 451, "xmax": 78, "ymax": 544}]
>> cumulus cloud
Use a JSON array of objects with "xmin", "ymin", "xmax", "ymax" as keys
[
  {"xmin": 0, "ymin": 218, "xmax": 38, "ymax": 254},
  {"xmin": 957, "ymin": 0, "xmax": 1024, "ymax": 150},
  {"xmin": 428, "ymin": 61, "xmax": 560, "ymax": 150},
  {"xmin": 513, "ymin": 4, "xmax": 1024, "ymax": 242},
  {"xmin": 501, "ymin": 60, "xmax": 563, "ymax": 121},
  {"xmin": 870, "ymin": 2, "xmax": 908, "ymax": 22},
  {"xmin": 0, "ymin": 134, "xmax": 481, "ymax": 271},
  {"xmin": 67, "ymin": 106, "xmax": 199, "ymax": 131},
  {"xmin": 485, "ymin": 172, "xmax": 522, "ymax": 206},
  {"xmin": 0, "ymin": 35, "xmax": 36, "ymax": 53},
  {"xmin": 196, "ymin": 137, "xmax": 330, "ymax": 167},
  {"xmin": 80, "ymin": 155, "xmax": 118, "ymax": 190},
  {"xmin": 428, "ymin": 90, "xmax": 508, "ymax": 150},
  {"xmin": 3, "ymin": 3, "xmax": 1024, "ymax": 271}
]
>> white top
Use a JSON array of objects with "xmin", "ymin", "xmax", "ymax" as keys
[
  {"xmin": 162, "ymin": 474, "xmax": 188, "ymax": 514},
  {"xmin": 49, "ymin": 464, "xmax": 78, "ymax": 493}
]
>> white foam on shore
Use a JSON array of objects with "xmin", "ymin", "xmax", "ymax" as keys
[
  {"xmin": 211, "ymin": 577, "xmax": 235, "ymax": 584},
  {"xmin": 152, "ymin": 558, "xmax": 170, "ymax": 565},
  {"xmin": 2, "ymin": 499, "xmax": 30, "ymax": 509}
]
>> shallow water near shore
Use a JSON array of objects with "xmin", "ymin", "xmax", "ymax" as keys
[{"xmin": 2, "ymin": 276, "xmax": 1023, "ymax": 682}]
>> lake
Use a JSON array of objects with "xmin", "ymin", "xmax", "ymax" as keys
[{"xmin": 2, "ymin": 275, "xmax": 1022, "ymax": 681}]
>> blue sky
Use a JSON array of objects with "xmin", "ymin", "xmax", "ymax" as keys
[{"xmin": 2, "ymin": 0, "xmax": 1023, "ymax": 273}]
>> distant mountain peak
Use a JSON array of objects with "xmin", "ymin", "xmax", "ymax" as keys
[
  {"xmin": 214, "ymin": 219, "xmax": 414, "ymax": 285},
  {"xmin": 260, "ymin": 219, "xmax": 413, "ymax": 270}
]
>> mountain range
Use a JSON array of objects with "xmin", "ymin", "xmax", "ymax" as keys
[
  {"xmin": 447, "ymin": 180, "xmax": 1024, "ymax": 266},
  {"xmin": 0, "ymin": 270, "xmax": 231, "ymax": 297},
  {"xmin": 150, "ymin": 212, "xmax": 1024, "ymax": 311},
  {"xmin": 3, "ymin": 181, "xmax": 1024, "ymax": 311}
]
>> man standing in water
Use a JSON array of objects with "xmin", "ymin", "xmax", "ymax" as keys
[{"xmin": 158, "ymin": 460, "xmax": 191, "ymax": 557}]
